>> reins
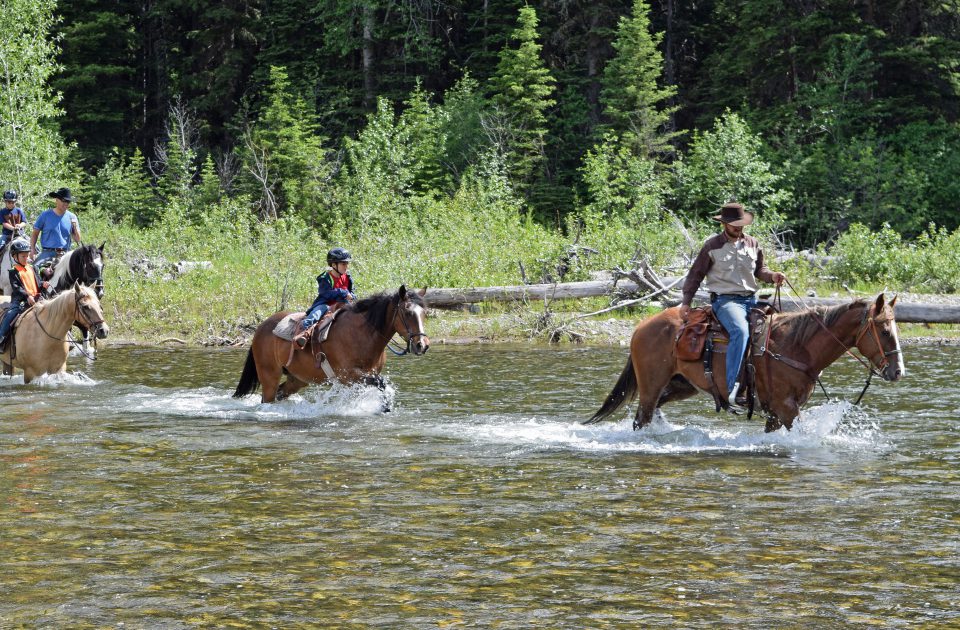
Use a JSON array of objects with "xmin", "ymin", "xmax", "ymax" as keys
[
  {"xmin": 776, "ymin": 278, "xmax": 897, "ymax": 406},
  {"xmin": 29, "ymin": 290, "xmax": 104, "ymax": 360}
]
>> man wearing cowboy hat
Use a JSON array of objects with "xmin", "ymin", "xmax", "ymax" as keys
[
  {"xmin": 680, "ymin": 202, "xmax": 786, "ymax": 409},
  {"xmin": 30, "ymin": 187, "xmax": 82, "ymax": 270}
]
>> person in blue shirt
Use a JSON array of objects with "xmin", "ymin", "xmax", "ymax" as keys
[
  {"xmin": 30, "ymin": 187, "xmax": 81, "ymax": 270},
  {"xmin": 0, "ymin": 190, "xmax": 27, "ymax": 250}
]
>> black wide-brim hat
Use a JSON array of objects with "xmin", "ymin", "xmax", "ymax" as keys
[
  {"xmin": 713, "ymin": 202, "xmax": 753, "ymax": 226},
  {"xmin": 48, "ymin": 187, "xmax": 74, "ymax": 202}
]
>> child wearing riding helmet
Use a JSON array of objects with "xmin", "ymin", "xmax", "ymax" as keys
[
  {"xmin": 295, "ymin": 247, "xmax": 355, "ymax": 349},
  {"xmin": 0, "ymin": 190, "xmax": 27, "ymax": 250},
  {"xmin": 0, "ymin": 239, "xmax": 47, "ymax": 351}
]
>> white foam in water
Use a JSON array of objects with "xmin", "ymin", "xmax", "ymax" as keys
[
  {"xmin": 0, "ymin": 371, "xmax": 98, "ymax": 388},
  {"xmin": 444, "ymin": 400, "xmax": 888, "ymax": 456},
  {"xmin": 117, "ymin": 380, "xmax": 396, "ymax": 421}
]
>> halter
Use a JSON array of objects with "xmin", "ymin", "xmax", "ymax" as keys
[
  {"xmin": 384, "ymin": 296, "xmax": 428, "ymax": 356},
  {"xmin": 31, "ymin": 290, "xmax": 105, "ymax": 344},
  {"xmin": 853, "ymin": 305, "xmax": 901, "ymax": 374}
]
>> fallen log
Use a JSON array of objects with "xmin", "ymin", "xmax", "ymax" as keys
[
  {"xmin": 422, "ymin": 281, "xmax": 960, "ymax": 324},
  {"xmin": 422, "ymin": 279, "xmax": 648, "ymax": 307}
]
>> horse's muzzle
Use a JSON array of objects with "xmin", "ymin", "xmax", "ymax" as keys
[
  {"xmin": 884, "ymin": 363, "xmax": 904, "ymax": 382},
  {"xmin": 94, "ymin": 322, "xmax": 109, "ymax": 339},
  {"xmin": 412, "ymin": 336, "xmax": 430, "ymax": 355}
]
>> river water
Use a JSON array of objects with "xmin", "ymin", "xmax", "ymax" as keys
[{"xmin": 0, "ymin": 343, "xmax": 957, "ymax": 627}]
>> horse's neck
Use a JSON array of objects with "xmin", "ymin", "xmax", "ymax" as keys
[
  {"xmin": 50, "ymin": 251, "xmax": 73, "ymax": 288},
  {"xmin": 35, "ymin": 293, "xmax": 76, "ymax": 336},
  {"xmin": 337, "ymin": 305, "xmax": 393, "ymax": 359},
  {"xmin": 781, "ymin": 309, "xmax": 862, "ymax": 372}
]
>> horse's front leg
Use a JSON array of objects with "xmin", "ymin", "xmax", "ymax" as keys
[
  {"xmin": 361, "ymin": 373, "xmax": 391, "ymax": 412},
  {"xmin": 765, "ymin": 396, "xmax": 801, "ymax": 432},
  {"xmin": 75, "ymin": 324, "xmax": 92, "ymax": 358}
]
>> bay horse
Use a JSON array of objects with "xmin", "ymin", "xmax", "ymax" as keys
[
  {"xmin": 586, "ymin": 293, "xmax": 905, "ymax": 432},
  {"xmin": 233, "ymin": 285, "xmax": 430, "ymax": 403},
  {"xmin": 0, "ymin": 284, "xmax": 109, "ymax": 383}
]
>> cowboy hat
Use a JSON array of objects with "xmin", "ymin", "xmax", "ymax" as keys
[
  {"xmin": 48, "ymin": 187, "xmax": 74, "ymax": 202},
  {"xmin": 713, "ymin": 202, "xmax": 753, "ymax": 226}
]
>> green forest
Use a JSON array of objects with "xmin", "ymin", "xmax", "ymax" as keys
[{"xmin": 2, "ymin": 0, "xmax": 960, "ymax": 339}]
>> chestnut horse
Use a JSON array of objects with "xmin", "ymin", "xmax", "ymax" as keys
[
  {"xmin": 586, "ymin": 294, "xmax": 905, "ymax": 432},
  {"xmin": 0, "ymin": 284, "xmax": 109, "ymax": 383},
  {"xmin": 233, "ymin": 285, "xmax": 430, "ymax": 403}
]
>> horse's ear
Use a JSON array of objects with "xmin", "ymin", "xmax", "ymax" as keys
[
  {"xmin": 889, "ymin": 294, "xmax": 898, "ymax": 308},
  {"xmin": 398, "ymin": 284, "xmax": 407, "ymax": 300},
  {"xmin": 74, "ymin": 282, "xmax": 82, "ymax": 294},
  {"xmin": 874, "ymin": 293, "xmax": 886, "ymax": 312},
  {"xmin": 418, "ymin": 286, "xmax": 427, "ymax": 297},
  {"xmin": 99, "ymin": 241, "xmax": 106, "ymax": 253}
]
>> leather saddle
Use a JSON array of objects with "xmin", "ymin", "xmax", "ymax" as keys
[
  {"xmin": 676, "ymin": 303, "xmax": 774, "ymax": 362},
  {"xmin": 273, "ymin": 308, "xmax": 342, "ymax": 346}
]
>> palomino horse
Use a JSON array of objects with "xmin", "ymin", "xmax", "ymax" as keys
[
  {"xmin": 586, "ymin": 294, "xmax": 905, "ymax": 432},
  {"xmin": 0, "ymin": 284, "xmax": 109, "ymax": 383},
  {"xmin": 233, "ymin": 285, "xmax": 430, "ymax": 403}
]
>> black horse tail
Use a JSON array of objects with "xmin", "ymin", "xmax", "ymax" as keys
[
  {"xmin": 583, "ymin": 358, "xmax": 637, "ymax": 425},
  {"xmin": 233, "ymin": 349, "xmax": 260, "ymax": 398}
]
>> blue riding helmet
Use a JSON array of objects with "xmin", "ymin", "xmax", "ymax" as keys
[
  {"xmin": 327, "ymin": 247, "xmax": 353, "ymax": 264},
  {"xmin": 2, "ymin": 190, "xmax": 16, "ymax": 201}
]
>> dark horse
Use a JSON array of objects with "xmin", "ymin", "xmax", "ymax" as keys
[
  {"xmin": 586, "ymin": 294, "xmax": 905, "ymax": 432},
  {"xmin": 233, "ymin": 285, "xmax": 430, "ymax": 403},
  {"xmin": 47, "ymin": 243, "xmax": 106, "ymax": 298}
]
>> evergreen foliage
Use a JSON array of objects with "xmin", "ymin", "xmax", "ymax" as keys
[
  {"xmin": 599, "ymin": 0, "xmax": 678, "ymax": 158},
  {"xmin": 488, "ymin": 6, "xmax": 556, "ymax": 199}
]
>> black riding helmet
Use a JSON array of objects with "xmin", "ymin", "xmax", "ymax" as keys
[
  {"xmin": 3, "ymin": 190, "xmax": 16, "ymax": 201},
  {"xmin": 10, "ymin": 239, "xmax": 30, "ymax": 255},
  {"xmin": 327, "ymin": 247, "xmax": 353, "ymax": 265}
]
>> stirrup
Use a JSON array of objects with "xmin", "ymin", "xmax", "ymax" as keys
[{"xmin": 294, "ymin": 334, "xmax": 308, "ymax": 349}]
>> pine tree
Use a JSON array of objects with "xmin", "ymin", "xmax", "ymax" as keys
[
  {"xmin": 52, "ymin": 0, "xmax": 140, "ymax": 165},
  {"xmin": 488, "ymin": 5, "xmax": 556, "ymax": 196},
  {"xmin": 247, "ymin": 66, "xmax": 332, "ymax": 223},
  {"xmin": 600, "ymin": 0, "xmax": 678, "ymax": 158}
]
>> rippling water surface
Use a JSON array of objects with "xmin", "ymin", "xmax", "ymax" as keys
[{"xmin": 1, "ymin": 344, "xmax": 958, "ymax": 627}]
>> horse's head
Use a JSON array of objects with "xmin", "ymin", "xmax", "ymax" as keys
[
  {"xmin": 69, "ymin": 243, "xmax": 105, "ymax": 298},
  {"xmin": 854, "ymin": 293, "xmax": 905, "ymax": 382},
  {"xmin": 74, "ymin": 283, "xmax": 109, "ymax": 339},
  {"xmin": 392, "ymin": 285, "xmax": 430, "ymax": 355}
]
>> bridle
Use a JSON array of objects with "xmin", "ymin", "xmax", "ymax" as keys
[
  {"xmin": 32, "ymin": 290, "xmax": 105, "ymax": 344},
  {"xmin": 853, "ymin": 305, "xmax": 901, "ymax": 376},
  {"xmin": 384, "ymin": 297, "xmax": 428, "ymax": 356}
]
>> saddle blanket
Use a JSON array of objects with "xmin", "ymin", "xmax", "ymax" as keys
[
  {"xmin": 273, "ymin": 312, "xmax": 305, "ymax": 341},
  {"xmin": 273, "ymin": 311, "xmax": 339, "ymax": 343}
]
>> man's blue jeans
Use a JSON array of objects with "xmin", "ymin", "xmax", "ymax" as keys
[
  {"xmin": 712, "ymin": 293, "xmax": 757, "ymax": 392},
  {"xmin": 33, "ymin": 248, "xmax": 61, "ymax": 271}
]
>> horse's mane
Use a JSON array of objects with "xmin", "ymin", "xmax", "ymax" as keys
[
  {"xmin": 348, "ymin": 289, "xmax": 425, "ymax": 332},
  {"xmin": 33, "ymin": 284, "xmax": 97, "ymax": 317},
  {"xmin": 772, "ymin": 299, "xmax": 867, "ymax": 348}
]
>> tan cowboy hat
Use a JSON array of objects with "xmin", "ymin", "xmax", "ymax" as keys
[{"xmin": 713, "ymin": 202, "xmax": 753, "ymax": 226}]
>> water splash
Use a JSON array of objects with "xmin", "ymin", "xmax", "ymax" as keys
[
  {"xmin": 440, "ymin": 400, "xmax": 889, "ymax": 456},
  {"xmin": 0, "ymin": 371, "xmax": 98, "ymax": 388},
  {"xmin": 117, "ymin": 380, "xmax": 395, "ymax": 421}
]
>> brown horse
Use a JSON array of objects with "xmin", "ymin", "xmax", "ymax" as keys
[
  {"xmin": 233, "ymin": 285, "xmax": 430, "ymax": 403},
  {"xmin": 586, "ymin": 293, "xmax": 905, "ymax": 432},
  {"xmin": 0, "ymin": 284, "xmax": 109, "ymax": 383}
]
